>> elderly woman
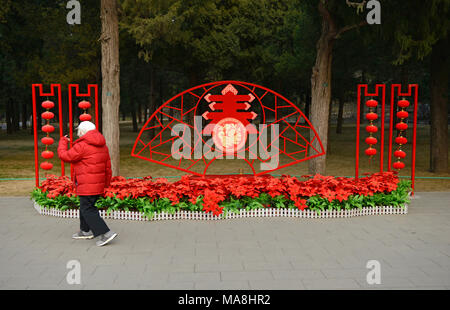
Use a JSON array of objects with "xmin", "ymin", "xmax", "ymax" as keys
[{"xmin": 58, "ymin": 121, "xmax": 117, "ymax": 247}]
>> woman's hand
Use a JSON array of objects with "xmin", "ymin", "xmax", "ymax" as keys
[{"xmin": 63, "ymin": 135, "xmax": 70, "ymax": 142}]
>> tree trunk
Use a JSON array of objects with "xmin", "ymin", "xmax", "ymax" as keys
[
  {"xmin": 6, "ymin": 99, "xmax": 12, "ymax": 134},
  {"xmin": 148, "ymin": 65, "xmax": 156, "ymax": 139},
  {"xmin": 100, "ymin": 0, "xmax": 121, "ymax": 176},
  {"xmin": 429, "ymin": 37, "xmax": 449, "ymax": 173},
  {"xmin": 336, "ymin": 92, "xmax": 344, "ymax": 134},
  {"xmin": 159, "ymin": 75, "xmax": 164, "ymax": 125},
  {"xmin": 308, "ymin": 1, "xmax": 366, "ymax": 174},
  {"xmin": 131, "ymin": 107, "xmax": 138, "ymax": 132},
  {"xmin": 137, "ymin": 101, "xmax": 142, "ymax": 124},
  {"xmin": 12, "ymin": 99, "xmax": 20, "ymax": 131},
  {"xmin": 22, "ymin": 103, "xmax": 27, "ymax": 130},
  {"xmin": 308, "ymin": 8, "xmax": 335, "ymax": 175},
  {"xmin": 187, "ymin": 72, "xmax": 198, "ymax": 145}
]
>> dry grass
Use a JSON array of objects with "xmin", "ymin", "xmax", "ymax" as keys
[{"xmin": 0, "ymin": 121, "xmax": 449, "ymax": 196}]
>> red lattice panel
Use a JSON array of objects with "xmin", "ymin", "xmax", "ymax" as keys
[{"xmin": 131, "ymin": 81, "xmax": 325, "ymax": 176}]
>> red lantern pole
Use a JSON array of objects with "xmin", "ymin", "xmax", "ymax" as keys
[
  {"xmin": 388, "ymin": 87, "xmax": 396, "ymax": 171},
  {"xmin": 32, "ymin": 85, "xmax": 39, "ymax": 188},
  {"xmin": 68, "ymin": 86, "xmax": 74, "ymax": 181},
  {"xmin": 356, "ymin": 84, "xmax": 385, "ymax": 178},
  {"xmin": 57, "ymin": 86, "xmax": 64, "ymax": 176},
  {"xmin": 379, "ymin": 88, "xmax": 386, "ymax": 172},
  {"xmin": 68, "ymin": 84, "xmax": 99, "ymax": 180},
  {"xmin": 31, "ymin": 84, "xmax": 61, "ymax": 186},
  {"xmin": 355, "ymin": 85, "xmax": 362, "ymax": 179},
  {"xmin": 412, "ymin": 85, "xmax": 418, "ymax": 194},
  {"xmin": 389, "ymin": 84, "xmax": 418, "ymax": 194},
  {"xmin": 93, "ymin": 84, "xmax": 99, "ymax": 128}
]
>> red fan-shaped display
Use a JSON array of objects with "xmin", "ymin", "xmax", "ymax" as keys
[{"xmin": 131, "ymin": 81, "xmax": 325, "ymax": 176}]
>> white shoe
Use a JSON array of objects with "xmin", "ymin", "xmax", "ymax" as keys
[
  {"xmin": 96, "ymin": 231, "xmax": 118, "ymax": 247},
  {"xmin": 72, "ymin": 230, "xmax": 94, "ymax": 240}
]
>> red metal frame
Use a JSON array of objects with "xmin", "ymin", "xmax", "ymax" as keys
[
  {"xmin": 387, "ymin": 84, "xmax": 418, "ymax": 192},
  {"xmin": 355, "ymin": 84, "xmax": 386, "ymax": 179},
  {"xmin": 356, "ymin": 84, "xmax": 418, "ymax": 192},
  {"xmin": 132, "ymin": 81, "xmax": 326, "ymax": 176},
  {"xmin": 32, "ymin": 84, "xmax": 99, "ymax": 187},
  {"xmin": 68, "ymin": 84, "xmax": 99, "ymax": 180},
  {"xmin": 32, "ymin": 84, "xmax": 63, "ymax": 187}
]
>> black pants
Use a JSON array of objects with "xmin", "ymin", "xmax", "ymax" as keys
[{"xmin": 79, "ymin": 195, "xmax": 109, "ymax": 237}]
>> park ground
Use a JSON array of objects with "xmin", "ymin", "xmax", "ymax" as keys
[
  {"xmin": 0, "ymin": 192, "xmax": 449, "ymax": 289},
  {"xmin": 0, "ymin": 122, "xmax": 449, "ymax": 290},
  {"xmin": 0, "ymin": 122, "xmax": 449, "ymax": 196}
]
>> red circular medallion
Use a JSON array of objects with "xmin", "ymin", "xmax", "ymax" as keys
[{"xmin": 212, "ymin": 118, "xmax": 247, "ymax": 154}]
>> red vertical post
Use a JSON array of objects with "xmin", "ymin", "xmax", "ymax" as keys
[
  {"xmin": 355, "ymin": 85, "xmax": 362, "ymax": 179},
  {"xmin": 57, "ymin": 84, "xmax": 64, "ymax": 176},
  {"xmin": 388, "ymin": 85, "xmax": 398, "ymax": 171},
  {"xmin": 379, "ymin": 85, "xmax": 386, "ymax": 172},
  {"xmin": 411, "ymin": 85, "xmax": 418, "ymax": 194},
  {"xmin": 92, "ymin": 84, "xmax": 99, "ymax": 128},
  {"xmin": 32, "ymin": 85, "xmax": 39, "ymax": 188},
  {"xmin": 68, "ymin": 86, "xmax": 74, "ymax": 181}
]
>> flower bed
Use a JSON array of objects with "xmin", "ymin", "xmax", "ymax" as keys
[{"xmin": 31, "ymin": 172, "xmax": 410, "ymax": 220}]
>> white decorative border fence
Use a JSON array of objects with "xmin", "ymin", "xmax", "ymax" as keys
[{"xmin": 32, "ymin": 200, "xmax": 408, "ymax": 221}]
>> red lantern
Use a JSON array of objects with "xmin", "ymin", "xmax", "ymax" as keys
[
  {"xmin": 394, "ymin": 150, "xmax": 406, "ymax": 158},
  {"xmin": 78, "ymin": 101, "xmax": 91, "ymax": 109},
  {"xmin": 393, "ymin": 161, "xmax": 405, "ymax": 170},
  {"xmin": 365, "ymin": 112, "xmax": 378, "ymax": 121},
  {"xmin": 41, "ymin": 100, "xmax": 55, "ymax": 109},
  {"xmin": 365, "ymin": 148, "xmax": 377, "ymax": 156},
  {"xmin": 40, "ymin": 162, "xmax": 53, "ymax": 170},
  {"xmin": 41, "ymin": 137, "xmax": 54, "ymax": 145},
  {"xmin": 79, "ymin": 114, "xmax": 92, "ymax": 121},
  {"xmin": 398, "ymin": 99, "xmax": 410, "ymax": 108},
  {"xmin": 41, "ymin": 111, "xmax": 54, "ymax": 119},
  {"xmin": 397, "ymin": 110, "xmax": 409, "ymax": 119},
  {"xmin": 41, "ymin": 150, "xmax": 54, "ymax": 159},
  {"xmin": 41, "ymin": 124, "xmax": 55, "ymax": 133},
  {"xmin": 396, "ymin": 122, "xmax": 408, "ymax": 131},
  {"xmin": 395, "ymin": 136, "xmax": 407, "ymax": 145},
  {"xmin": 365, "ymin": 99, "xmax": 378, "ymax": 108},
  {"xmin": 365, "ymin": 137, "xmax": 377, "ymax": 145},
  {"xmin": 366, "ymin": 125, "xmax": 378, "ymax": 133}
]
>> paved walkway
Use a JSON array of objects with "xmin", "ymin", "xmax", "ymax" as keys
[{"xmin": 0, "ymin": 193, "xmax": 449, "ymax": 290}]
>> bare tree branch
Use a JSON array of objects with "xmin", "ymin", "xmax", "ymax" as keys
[{"xmin": 335, "ymin": 20, "xmax": 368, "ymax": 38}]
